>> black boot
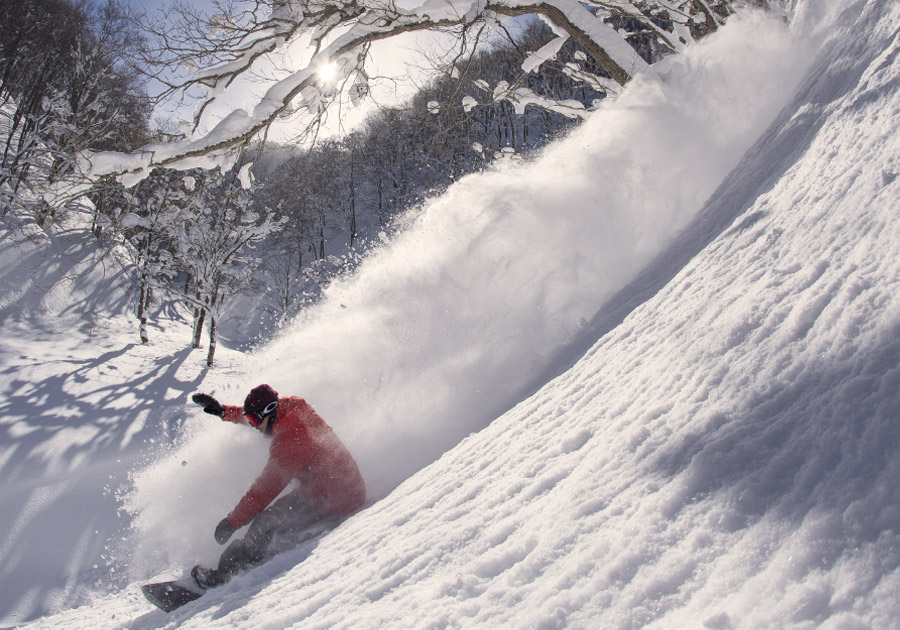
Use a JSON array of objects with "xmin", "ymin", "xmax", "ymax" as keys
[{"xmin": 191, "ymin": 564, "xmax": 227, "ymax": 590}]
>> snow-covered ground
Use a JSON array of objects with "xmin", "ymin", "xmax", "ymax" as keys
[{"xmin": 3, "ymin": 0, "xmax": 900, "ymax": 626}]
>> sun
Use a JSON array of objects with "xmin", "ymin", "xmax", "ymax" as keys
[{"xmin": 317, "ymin": 61, "xmax": 338, "ymax": 83}]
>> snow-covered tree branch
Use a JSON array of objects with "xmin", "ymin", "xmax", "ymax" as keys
[{"xmin": 81, "ymin": 0, "xmax": 732, "ymax": 184}]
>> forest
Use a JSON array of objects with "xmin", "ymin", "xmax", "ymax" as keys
[{"xmin": 1, "ymin": 0, "xmax": 737, "ymax": 363}]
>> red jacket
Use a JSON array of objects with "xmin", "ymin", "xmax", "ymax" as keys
[{"xmin": 221, "ymin": 396, "xmax": 366, "ymax": 528}]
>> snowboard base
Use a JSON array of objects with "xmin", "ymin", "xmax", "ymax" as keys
[{"xmin": 142, "ymin": 580, "xmax": 203, "ymax": 612}]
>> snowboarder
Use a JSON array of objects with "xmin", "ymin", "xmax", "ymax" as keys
[{"xmin": 188, "ymin": 384, "xmax": 366, "ymax": 589}]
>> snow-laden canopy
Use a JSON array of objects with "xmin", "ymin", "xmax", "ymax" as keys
[{"xmin": 80, "ymin": 0, "xmax": 727, "ymax": 186}]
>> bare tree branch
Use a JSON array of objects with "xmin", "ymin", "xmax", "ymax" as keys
[{"xmin": 80, "ymin": 0, "xmax": 733, "ymax": 185}]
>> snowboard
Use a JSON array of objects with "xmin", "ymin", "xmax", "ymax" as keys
[
  {"xmin": 141, "ymin": 515, "xmax": 349, "ymax": 612},
  {"xmin": 142, "ymin": 579, "xmax": 204, "ymax": 612}
]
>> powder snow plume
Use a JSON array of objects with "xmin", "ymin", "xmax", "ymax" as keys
[{"xmin": 227, "ymin": 9, "xmax": 824, "ymax": 499}]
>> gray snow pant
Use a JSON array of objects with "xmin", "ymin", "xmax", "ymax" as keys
[{"xmin": 214, "ymin": 489, "xmax": 337, "ymax": 581}]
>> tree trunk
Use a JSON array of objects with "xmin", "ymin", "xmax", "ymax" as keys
[
  {"xmin": 377, "ymin": 179, "xmax": 385, "ymax": 226},
  {"xmin": 136, "ymin": 236, "xmax": 151, "ymax": 344},
  {"xmin": 349, "ymin": 155, "xmax": 357, "ymax": 249},
  {"xmin": 349, "ymin": 195, "xmax": 357, "ymax": 250},
  {"xmin": 191, "ymin": 281, "xmax": 205, "ymax": 348},
  {"xmin": 206, "ymin": 314, "xmax": 217, "ymax": 367},
  {"xmin": 205, "ymin": 283, "xmax": 221, "ymax": 366},
  {"xmin": 137, "ymin": 279, "xmax": 150, "ymax": 344},
  {"xmin": 192, "ymin": 307, "xmax": 205, "ymax": 348}
]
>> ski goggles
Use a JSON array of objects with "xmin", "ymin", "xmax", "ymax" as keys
[{"xmin": 245, "ymin": 400, "xmax": 279, "ymax": 427}]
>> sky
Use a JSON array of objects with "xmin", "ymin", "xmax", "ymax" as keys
[
  {"xmin": 135, "ymin": 0, "xmax": 472, "ymax": 142},
  {"xmin": 3, "ymin": 0, "xmax": 900, "ymax": 626}
]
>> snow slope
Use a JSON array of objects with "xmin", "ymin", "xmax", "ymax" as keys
[
  {"xmin": 4, "ymin": 0, "xmax": 900, "ymax": 626},
  {"xmin": 217, "ymin": 3, "xmax": 822, "ymax": 502}
]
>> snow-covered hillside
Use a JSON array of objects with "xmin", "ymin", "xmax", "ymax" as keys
[{"xmin": 3, "ymin": 0, "xmax": 900, "ymax": 626}]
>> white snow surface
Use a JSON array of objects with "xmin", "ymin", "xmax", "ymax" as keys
[{"xmin": 3, "ymin": 0, "xmax": 900, "ymax": 627}]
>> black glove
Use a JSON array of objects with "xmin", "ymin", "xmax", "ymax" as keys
[
  {"xmin": 192, "ymin": 393, "xmax": 225, "ymax": 417},
  {"xmin": 214, "ymin": 517, "xmax": 237, "ymax": 545}
]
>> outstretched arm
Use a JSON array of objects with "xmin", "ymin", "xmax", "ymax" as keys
[
  {"xmin": 191, "ymin": 393, "xmax": 245, "ymax": 424},
  {"xmin": 191, "ymin": 393, "xmax": 224, "ymax": 417},
  {"xmin": 222, "ymin": 405, "xmax": 245, "ymax": 425}
]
